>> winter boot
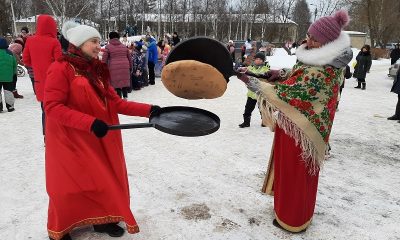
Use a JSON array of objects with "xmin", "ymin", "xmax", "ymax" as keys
[
  {"xmin": 6, "ymin": 103, "xmax": 15, "ymax": 113},
  {"xmin": 49, "ymin": 233, "xmax": 72, "ymax": 240},
  {"xmin": 361, "ymin": 83, "xmax": 366, "ymax": 90},
  {"xmin": 239, "ymin": 116, "xmax": 251, "ymax": 128},
  {"xmin": 354, "ymin": 82, "xmax": 361, "ymax": 88},
  {"xmin": 13, "ymin": 90, "xmax": 24, "ymax": 99},
  {"xmin": 388, "ymin": 115, "xmax": 400, "ymax": 120},
  {"xmin": 93, "ymin": 222, "xmax": 125, "ymax": 237}
]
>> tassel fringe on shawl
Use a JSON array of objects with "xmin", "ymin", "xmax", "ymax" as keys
[{"xmin": 258, "ymin": 94, "xmax": 326, "ymax": 175}]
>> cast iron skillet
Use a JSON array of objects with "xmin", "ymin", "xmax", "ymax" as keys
[
  {"xmin": 165, "ymin": 36, "xmax": 233, "ymax": 82},
  {"xmin": 109, "ymin": 106, "xmax": 220, "ymax": 137}
]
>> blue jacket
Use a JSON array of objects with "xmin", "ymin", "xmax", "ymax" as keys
[{"xmin": 147, "ymin": 38, "xmax": 158, "ymax": 64}]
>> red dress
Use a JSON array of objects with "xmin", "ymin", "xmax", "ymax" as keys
[
  {"xmin": 272, "ymin": 126, "xmax": 319, "ymax": 232},
  {"xmin": 44, "ymin": 61, "xmax": 151, "ymax": 239}
]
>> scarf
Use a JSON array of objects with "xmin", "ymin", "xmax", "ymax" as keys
[
  {"xmin": 60, "ymin": 45, "xmax": 110, "ymax": 99},
  {"xmin": 258, "ymin": 62, "xmax": 342, "ymax": 173}
]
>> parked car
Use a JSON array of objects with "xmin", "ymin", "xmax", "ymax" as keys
[
  {"xmin": 389, "ymin": 59, "xmax": 400, "ymax": 79},
  {"xmin": 386, "ymin": 43, "xmax": 399, "ymax": 50}
]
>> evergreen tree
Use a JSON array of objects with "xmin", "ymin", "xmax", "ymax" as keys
[{"xmin": 292, "ymin": 0, "xmax": 311, "ymax": 43}]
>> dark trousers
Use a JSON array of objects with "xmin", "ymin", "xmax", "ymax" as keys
[
  {"xmin": 148, "ymin": 61, "xmax": 155, "ymax": 84},
  {"xmin": 395, "ymin": 95, "xmax": 400, "ymax": 117},
  {"xmin": 0, "ymin": 82, "xmax": 15, "ymax": 111},
  {"xmin": 30, "ymin": 77, "xmax": 35, "ymax": 95},
  {"xmin": 357, "ymin": 78, "xmax": 366, "ymax": 83},
  {"xmin": 11, "ymin": 74, "xmax": 17, "ymax": 91},
  {"xmin": 41, "ymin": 102, "xmax": 45, "ymax": 136},
  {"xmin": 131, "ymin": 74, "xmax": 143, "ymax": 90},
  {"xmin": 115, "ymin": 87, "xmax": 129, "ymax": 98},
  {"xmin": 243, "ymin": 97, "xmax": 258, "ymax": 118}
]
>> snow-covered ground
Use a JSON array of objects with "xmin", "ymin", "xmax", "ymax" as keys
[{"xmin": 0, "ymin": 49, "xmax": 399, "ymax": 240}]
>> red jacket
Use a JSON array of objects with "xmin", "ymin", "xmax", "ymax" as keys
[
  {"xmin": 23, "ymin": 15, "xmax": 62, "ymax": 101},
  {"xmin": 102, "ymin": 39, "xmax": 132, "ymax": 89},
  {"xmin": 44, "ymin": 60, "xmax": 151, "ymax": 239}
]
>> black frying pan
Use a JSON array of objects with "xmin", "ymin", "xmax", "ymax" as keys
[
  {"xmin": 165, "ymin": 36, "xmax": 233, "ymax": 82},
  {"xmin": 109, "ymin": 106, "xmax": 220, "ymax": 137}
]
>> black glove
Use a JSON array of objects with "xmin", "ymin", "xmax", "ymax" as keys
[
  {"xmin": 150, "ymin": 105, "xmax": 161, "ymax": 118},
  {"xmin": 91, "ymin": 119, "xmax": 109, "ymax": 138}
]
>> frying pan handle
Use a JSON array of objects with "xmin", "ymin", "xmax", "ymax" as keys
[{"xmin": 109, "ymin": 123, "xmax": 154, "ymax": 130}]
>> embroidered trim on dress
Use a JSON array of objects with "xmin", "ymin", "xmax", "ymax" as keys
[{"xmin": 48, "ymin": 215, "xmax": 139, "ymax": 240}]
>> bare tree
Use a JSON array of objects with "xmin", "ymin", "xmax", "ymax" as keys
[
  {"xmin": 43, "ymin": 0, "xmax": 95, "ymax": 28},
  {"xmin": 347, "ymin": 0, "xmax": 400, "ymax": 47}
]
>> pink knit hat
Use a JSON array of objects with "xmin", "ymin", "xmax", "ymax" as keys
[
  {"xmin": 308, "ymin": 9, "xmax": 350, "ymax": 45},
  {"xmin": 8, "ymin": 43, "xmax": 23, "ymax": 55}
]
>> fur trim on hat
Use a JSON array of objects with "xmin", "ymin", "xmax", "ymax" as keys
[{"xmin": 295, "ymin": 32, "xmax": 351, "ymax": 66}]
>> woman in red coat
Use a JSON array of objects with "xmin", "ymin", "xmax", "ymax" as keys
[
  {"xmin": 22, "ymin": 14, "xmax": 62, "ymax": 137},
  {"xmin": 44, "ymin": 21, "xmax": 159, "ymax": 240}
]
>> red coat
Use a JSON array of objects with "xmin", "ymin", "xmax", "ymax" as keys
[
  {"xmin": 102, "ymin": 39, "xmax": 132, "ymax": 89},
  {"xmin": 44, "ymin": 60, "xmax": 151, "ymax": 239},
  {"xmin": 23, "ymin": 15, "xmax": 62, "ymax": 101}
]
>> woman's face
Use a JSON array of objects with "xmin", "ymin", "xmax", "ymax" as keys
[
  {"xmin": 362, "ymin": 47, "xmax": 367, "ymax": 52},
  {"xmin": 81, "ymin": 37, "xmax": 101, "ymax": 59},
  {"xmin": 306, "ymin": 33, "xmax": 322, "ymax": 49}
]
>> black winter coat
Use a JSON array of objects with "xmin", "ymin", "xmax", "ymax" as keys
[
  {"xmin": 353, "ymin": 52, "xmax": 372, "ymax": 79},
  {"xmin": 390, "ymin": 48, "xmax": 400, "ymax": 65},
  {"xmin": 391, "ymin": 70, "xmax": 400, "ymax": 95}
]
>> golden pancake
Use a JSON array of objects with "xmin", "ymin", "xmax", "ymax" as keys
[{"xmin": 161, "ymin": 60, "xmax": 227, "ymax": 99}]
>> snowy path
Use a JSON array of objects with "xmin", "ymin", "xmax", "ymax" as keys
[{"xmin": 0, "ymin": 57, "xmax": 399, "ymax": 240}]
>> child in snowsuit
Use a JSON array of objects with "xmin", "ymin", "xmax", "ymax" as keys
[
  {"xmin": 239, "ymin": 52, "xmax": 270, "ymax": 127},
  {"xmin": 0, "ymin": 37, "xmax": 17, "ymax": 112},
  {"xmin": 131, "ymin": 41, "xmax": 146, "ymax": 90}
]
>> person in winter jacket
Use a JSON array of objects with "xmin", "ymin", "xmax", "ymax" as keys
[
  {"xmin": 172, "ymin": 31, "xmax": 180, "ymax": 46},
  {"xmin": 22, "ymin": 14, "xmax": 62, "ymax": 136},
  {"xmin": 8, "ymin": 41, "xmax": 24, "ymax": 98},
  {"xmin": 19, "ymin": 26, "xmax": 29, "ymax": 43},
  {"xmin": 387, "ymin": 69, "xmax": 400, "ymax": 121},
  {"xmin": 0, "ymin": 37, "xmax": 17, "ymax": 112},
  {"xmin": 227, "ymin": 40, "xmax": 235, "ymax": 62},
  {"xmin": 390, "ymin": 44, "xmax": 400, "ymax": 65},
  {"xmin": 131, "ymin": 41, "xmax": 146, "ymax": 90},
  {"xmin": 146, "ymin": 36, "xmax": 158, "ymax": 85},
  {"xmin": 353, "ymin": 45, "xmax": 372, "ymax": 90},
  {"xmin": 243, "ymin": 41, "xmax": 257, "ymax": 66},
  {"xmin": 44, "ymin": 21, "xmax": 160, "ymax": 240},
  {"xmin": 237, "ymin": 9, "xmax": 352, "ymax": 233},
  {"xmin": 238, "ymin": 52, "xmax": 270, "ymax": 128},
  {"xmin": 102, "ymin": 31, "xmax": 132, "ymax": 99}
]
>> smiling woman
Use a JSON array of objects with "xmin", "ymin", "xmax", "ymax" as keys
[
  {"xmin": 43, "ymin": 21, "xmax": 158, "ymax": 240},
  {"xmin": 237, "ymin": 9, "xmax": 352, "ymax": 233},
  {"xmin": 80, "ymin": 37, "xmax": 101, "ymax": 59}
]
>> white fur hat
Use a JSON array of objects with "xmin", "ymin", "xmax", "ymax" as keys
[{"xmin": 62, "ymin": 21, "xmax": 101, "ymax": 47}]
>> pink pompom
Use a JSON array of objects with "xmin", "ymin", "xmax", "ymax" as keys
[{"xmin": 334, "ymin": 9, "xmax": 350, "ymax": 28}]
